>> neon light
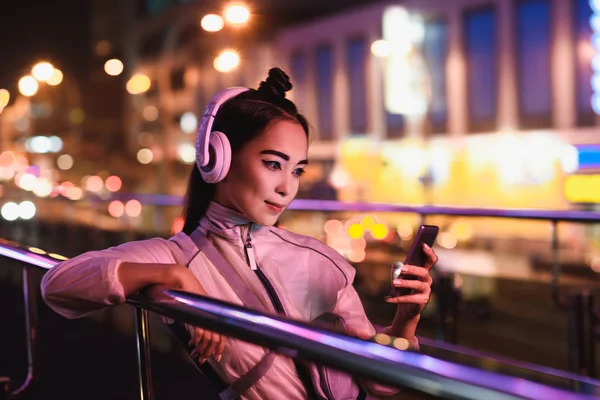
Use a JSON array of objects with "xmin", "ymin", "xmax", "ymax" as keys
[{"xmin": 591, "ymin": 0, "xmax": 600, "ymax": 114}]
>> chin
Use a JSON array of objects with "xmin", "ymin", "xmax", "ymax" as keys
[{"xmin": 251, "ymin": 213, "xmax": 279, "ymax": 227}]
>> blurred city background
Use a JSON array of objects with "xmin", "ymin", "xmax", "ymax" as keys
[{"xmin": 1, "ymin": 0, "xmax": 600, "ymax": 398}]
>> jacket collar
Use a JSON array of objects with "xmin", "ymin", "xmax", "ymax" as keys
[{"xmin": 198, "ymin": 201, "xmax": 261, "ymax": 242}]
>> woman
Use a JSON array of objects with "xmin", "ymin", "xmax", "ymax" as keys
[{"xmin": 41, "ymin": 68, "xmax": 437, "ymax": 399}]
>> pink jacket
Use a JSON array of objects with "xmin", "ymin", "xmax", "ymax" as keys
[{"xmin": 41, "ymin": 202, "xmax": 401, "ymax": 399}]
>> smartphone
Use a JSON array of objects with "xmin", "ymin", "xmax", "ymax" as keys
[{"xmin": 391, "ymin": 225, "xmax": 439, "ymax": 296}]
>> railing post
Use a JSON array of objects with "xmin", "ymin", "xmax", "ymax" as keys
[
  {"xmin": 0, "ymin": 377, "xmax": 11, "ymax": 400},
  {"xmin": 433, "ymin": 273, "xmax": 458, "ymax": 343},
  {"xmin": 550, "ymin": 220, "xmax": 561, "ymax": 305},
  {"xmin": 11, "ymin": 266, "xmax": 37, "ymax": 398},
  {"xmin": 134, "ymin": 308, "xmax": 154, "ymax": 400},
  {"xmin": 567, "ymin": 291, "xmax": 595, "ymax": 378}
]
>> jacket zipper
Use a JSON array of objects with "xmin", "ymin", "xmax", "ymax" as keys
[
  {"xmin": 244, "ymin": 225, "xmax": 258, "ymax": 270},
  {"xmin": 243, "ymin": 224, "xmax": 327, "ymax": 400}
]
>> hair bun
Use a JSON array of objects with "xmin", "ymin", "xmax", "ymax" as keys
[{"xmin": 258, "ymin": 67, "xmax": 293, "ymax": 98}]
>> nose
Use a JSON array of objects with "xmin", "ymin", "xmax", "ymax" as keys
[{"xmin": 275, "ymin": 174, "xmax": 294, "ymax": 198}]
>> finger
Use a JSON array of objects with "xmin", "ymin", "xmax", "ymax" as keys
[
  {"xmin": 345, "ymin": 327, "xmax": 372, "ymax": 340},
  {"xmin": 215, "ymin": 337, "xmax": 227, "ymax": 362},
  {"xmin": 202, "ymin": 333, "xmax": 221, "ymax": 359},
  {"xmin": 400, "ymin": 264, "xmax": 430, "ymax": 280},
  {"xmin": 194, "ymin": 330, "xmax": 212, "ymax": 356},
  {"xmin": 392, "ymin": 279, "xmax": 429, "ymax": 293},
  {"xmin": 188, "ymin": 328, "xmax": 204, "ymax": 347},
  {"xmin": 422, "ymin": 243, "xmax": 438, "ymax": 269},
  {"xmin": 385, "ymin": 294, "xmax": 428, "ymax": 304}
]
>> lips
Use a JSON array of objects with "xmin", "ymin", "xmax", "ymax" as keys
[{"xmin": 265, "ymin": 201, "xmax": 285, "ymax": 211}]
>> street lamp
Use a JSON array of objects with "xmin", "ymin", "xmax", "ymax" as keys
[
  {"xmin": 18, "ymin": 76, "xmax": 39, "ymax": 97},
  {"xmin": 126, "ymin": 74, "xmax": 151, "ymax": 94},
  {"xmin": 224, "ymin": 4, "xmax": 250, "ymax": 25},
  {"xmin": 47, "ymin": 69, "xmax": 63, "ymax": 86},
  {"xmin": 213, "ymin": 50, "xmax": 240, "ymax": 72},
  {"xmin": 32, "ymin": 62, "xmax": 55, "ymax": 82},
  {"xmin": 201, "ymin": 14, "xmax": 224, "ymax": 32},
  {"xmin": 104, "ymin": 59, "xmax": 124, "ymax": 76},
  {"xmin": 0, "ymin": 89, "xmax": 9, "ymax": 108}
]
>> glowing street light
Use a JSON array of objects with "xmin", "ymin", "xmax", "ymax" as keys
[
  {"xmin": 201, "ymin": 14, "xmax": 225, "ymax": 32},
  {"xmin": 126, "ymin": 74, "xmax": 151, "ymax": 94},
  {"xmin": 104, "ymin": 59, "xmax": 124, "ymax": 76},
  {"xmin": 0, "ymin": 89, "xmax": 9, "ymax": 107},
  {"xmin": 18, "ymin": 76, "xmax": 39, "ymax": 97},
  {"xmin": 32, "ymin": 62, "xmax": 55, "ymax": 82},
  {"xmin": 47, "ymin": 69, "xmax": 63, "ymax": 86},
  {"xmin": 224, "ymin": 4, "xmax": 250, "ymax": 25},
  {"xmin": 214, "ymin": 50, "xmax": 240, "ymax": 72}
]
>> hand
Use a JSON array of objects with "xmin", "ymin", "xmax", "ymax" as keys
[
  {"xmin": 147, "ymin": 265, "xmax": 228, "ymax": 364},
  {"xmin": 344, "ymin": 325, "xmax": 373, "ymax": 341},
  {"xmin": 386, "ymin": 243, "xmax": 438, "ymax": 321},
  {"xmin": 175, "ymin": 267, "xmax": 227, "ymax": 364}
]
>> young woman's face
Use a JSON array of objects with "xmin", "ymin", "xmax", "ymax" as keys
[{"xmin": 214, "ymin": 120, "xmax": 308, "ymax": 226}]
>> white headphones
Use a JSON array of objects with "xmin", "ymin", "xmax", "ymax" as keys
[{"xmin": 195, "ymin": 87, "xmax": 250, "ymax": 183}]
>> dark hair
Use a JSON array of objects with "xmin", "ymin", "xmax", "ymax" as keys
[{"xmin": 181, "ymin": 67, "xmax": 309, "ymax": 234}]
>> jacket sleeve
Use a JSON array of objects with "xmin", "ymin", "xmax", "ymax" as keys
[
  {"xmin": 41, "ymin": 238, "xmax": 177, "ymax": 319},
  {"xmin": 331, "ymin": 280, "xmax": 404, "ymax": 397}
]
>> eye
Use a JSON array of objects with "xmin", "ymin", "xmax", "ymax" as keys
[
  {"xmin": 293, "ymin": 168, "xmax": 306, "ymax": 177},
  {"xmin": 262, "ymin": 160, "xmax": 281, "ymax": 170}
]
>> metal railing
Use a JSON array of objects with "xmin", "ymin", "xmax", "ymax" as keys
[
  {"xmin": 1, "ymin": 241, "xmax": 599, "ymax": 400},
  {"xmin": 1, "ymin": 199, "xmax": 600, "ymax": 398}
]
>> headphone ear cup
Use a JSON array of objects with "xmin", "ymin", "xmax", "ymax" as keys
[{"xmin": 199, "ymin": 131, "xmax": 231, "ymax": 183}]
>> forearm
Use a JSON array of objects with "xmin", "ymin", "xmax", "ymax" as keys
[{"xmin": 117, "ymin": 262, "xmax": 184, "ymax": 296}]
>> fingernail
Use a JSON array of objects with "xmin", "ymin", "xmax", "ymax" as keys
[
  {"xmin": 200, "ymin": 358, "xmax": 207, "ymax": 364},
  {"xmin": 393, "ymin": 279, "xmax": 402, "ymax": 285},
  {"xmin": 216, "ymin": 354, "xmax": 222, "ymax": 363},
  {"xmin": 422, "ymin": 243, "xmax": 431, "ymax": 250}
]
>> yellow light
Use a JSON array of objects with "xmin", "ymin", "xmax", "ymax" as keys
[
  {"xmin": 374, "ymin": 333, "xmax": 392, "ymax": 346},
  {"xmin": 371, "ymin": 223, "xmax": 388, "ymax": 240},
  {"xmin": 224, "ymin": 4, "xmax": 250, "ymax": 25},
  {"xmin": 437, "ymin": 232, "xmax": 457, "ymax": 249},
  {"xmin": 392, "ymin": 337, "xmax": 409, "ymax": 351},
  {"xmin": 18, "ymin": 76, "xmax": 39, "ymax": 97},
  {"xmin": 201, "ymin": 14, "xmax": 224, "ymax": 32},
  {"xmin": 0, "ymin": 89, "xmax": 9, "ymax": 107},
  {"xmin": 360, "ymin": 215, "xmax": 377, "ymax": 230},
  {"xmin": 213, "ymin": 50, "xmax": 240, "ymax": 72},
  {"xmin": 104, "ymin": 59, "xmax": 124, "ymax": 76},
  {"xmin": 32, "ymin": 62, "xmax": 55, "ymax": 81},
  {"xmin": 348, "ymin": 223, "xmax": 364, "ymax": 239},
  {"xmin": 564, "ymin": 174, "xmax": 600, "ymax": 203},
  {"xmin": 28, "ymin": 247, "xmax": 46, "ymax": 255},
  {"xmin": 126, "ymin": 74, "xmax": 151, "ymax": 94},
  {"xmin": 48, "ymin": 253, "xmax": 68, "ymax": 261},
  {"xmin": 371, "ymin": 39, "xmax": 393, "ymax": 57},
  {"xmin": 47, "ymin": 69, "xmax": 63, "ymax": 86}
]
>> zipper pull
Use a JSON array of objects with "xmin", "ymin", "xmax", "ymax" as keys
[{"xmin": 245, "ymin": 227, "xmax": 258, "ymax": 271}]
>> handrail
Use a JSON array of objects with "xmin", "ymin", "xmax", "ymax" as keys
[
  {"xmin": 128, "ymin": 288, "xmax": 598, "ymax": 400},
  {"xmin": 1, "ymin": 241, "xmax": 599, "ymax": 399}
]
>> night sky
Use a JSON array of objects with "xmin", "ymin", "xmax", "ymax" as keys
[{"xmin": 0, "ymin": 0, "xmax": 90, "ymax": 93}]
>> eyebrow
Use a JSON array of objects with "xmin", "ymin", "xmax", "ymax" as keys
[{"xmin": 260, "ymin": 149, "xmax": 308, "ymax": 165}]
